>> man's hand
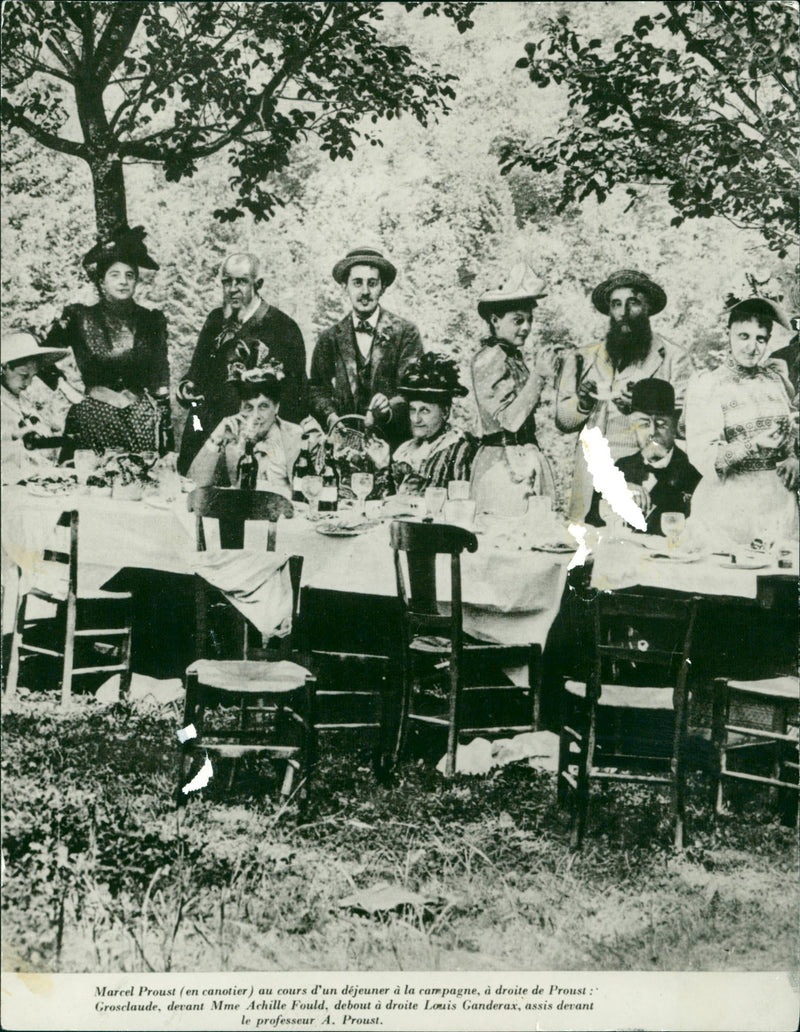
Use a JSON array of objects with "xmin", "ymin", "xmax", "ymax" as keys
[
  {"xmin": 613, "ymin": 383, "xmax": 634, "ymax": 415},
  {"xmin": 776, "ymin": 455, "xmax": 799, "ymax": 491},
  {"xmin": 325, "ymin": 412, "xmax": 339, "ymax": 433},
  {"xmin": 365, "ymin": 435, "xmax": 391, "ymax": 470},
  {"xmin": 367, "ymin": 393, "xmax": 391, "ymax": 426},
  {"xmin": 576, "ymin": 378, "xmax": 598, "ymax": 414},
  {"xmin": 176, "ymin": 380, "xmax": 204, "ymax": 407},
  {"xmin": 627, "ymin": 481, "xmax": 652, "ymax": 517}
]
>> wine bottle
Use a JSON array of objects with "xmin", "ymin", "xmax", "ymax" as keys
[
  {"xmin": 157, "ymin": 403, "xmax": 175, "ymax": 456},
  {"xmin": 318, "ymin": 440, "xmax": 339, "ymax": 512},
  {"xmin": 237, "ymin": 439, "xmax": 258, "ymax": 490},
  {"xmin": 292, "ymin": 436, "xmax": 311, "ymax": 503}
]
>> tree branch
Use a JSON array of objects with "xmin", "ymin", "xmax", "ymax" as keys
[
  {"xmin": 93, "ymin": 3, "xmax": 144, "ymax": 86},
  {"xmin": 1, "ymin": 99, "xmax": 86, "ymax": 158}
]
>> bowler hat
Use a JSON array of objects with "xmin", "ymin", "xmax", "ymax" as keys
[
  {"xmin": 477, "ymin": 263, "xmax": 547, "ymax": 321},
  {"xmin": 630, "ymin": 378, "xmax": 675, "ymax": 418},
  {"xmin": 1, "ymin": 331, "xmax": 67, "ymax": 368},
  {"xmin": 592, "ymin": 269, "xmax": 667, "ymax": 316},
  {"xmin": 332, "ymin": 247, "xmax": 397, "ymax": 287},
  {"xmin": 83, "ymin": 225, "xmax": 159, "ymax": 273}
]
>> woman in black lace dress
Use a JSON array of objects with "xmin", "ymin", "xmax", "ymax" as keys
[{"xmin": 45, "ymin": 226, "xmax": 170, "ymax": 454}]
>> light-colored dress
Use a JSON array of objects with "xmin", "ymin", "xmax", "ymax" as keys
[
  {"xmin": 556, "ymin": 334, "xmax": 691, "ymax": 521},
  {"xmin": 685, "ymin": 356, "xmax": 798, "ymax": 545},
  {"xmin": 188, "ymin": 416, "xmax": 302, "ymax": 499},
  {"xmin": 390, "ymin": 425, "xmax": 476, "ymax": 496},
  {"xmin": 469, "ymin": 339, "xmax": 555, "ymax": 516}
]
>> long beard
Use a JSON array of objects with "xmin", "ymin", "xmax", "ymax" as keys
[{"xmin": 605, "ymin": 315, "xmax": 653, "ymax": 371}]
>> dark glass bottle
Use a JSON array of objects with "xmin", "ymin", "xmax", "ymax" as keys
[
  {"xmin": 318, "ymin": 441, "xmax": 339, "ymax": 512},
  {"xmin": 291, "ymin": 436, "xmax": 311, "ymax": 503},
  {"xmin": 237, "ymin": 439, "xmax": 258, "ymax": 490},
  {"xmin": 157, "ymin": 401, "xmax": 175, "ymax": 456}
]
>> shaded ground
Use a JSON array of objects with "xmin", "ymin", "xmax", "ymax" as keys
[{"xmin": 2, "ymin": 697, "xmax": 797, "ymax": 973}]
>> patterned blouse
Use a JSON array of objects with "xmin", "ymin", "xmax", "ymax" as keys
[
  {"xmin": 382, "ymin": 425, "xmax": 476, "ymax": 496},
  {"xmin": 685, "ymin": 356, "xmax": 796, "ymax": 482},
  {"xmin": 471, "ymin": 339, "xmax": 540, "ymax": 445}
]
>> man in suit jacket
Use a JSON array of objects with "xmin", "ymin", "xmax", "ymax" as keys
[
  {"xmin": 309, "ymin": 246, "xmax": 423, "ymax": 449},
  {"xmin": 586, "ymin": 378, "xmax": 702, "ymax": 535},
  {"xmin": 176, "ymin": 253, "xmax": 307, "ymax": 473}
]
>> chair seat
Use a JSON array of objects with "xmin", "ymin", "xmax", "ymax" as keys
[
  {"xmin": 565, "ymin": 680, "xmax": 674, "ymax": 710},
  {"xmin": 182, "ymin": 741, "xmax": 301, "ymax": 759},
  {"xmin": 410, "ymin": 634, "xmax": 504, "ymax": 654},
  {"xmin": 30, "ymin": 586, "xmax": 133, "ymax": 603},
  {"xmin": 187, "ymin": 659, "xmax": 312, "ymax": 693},
  {"xmin": 726, "ymin": 676, "xmax": 799, "ymax": 700}
]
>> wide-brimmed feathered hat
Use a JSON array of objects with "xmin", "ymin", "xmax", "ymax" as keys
[
  {"xmin": 398, "ymin": 352, "xmax": 468, "ymax": 402},
  {"xmin": 591, "ymin": 269, "xmax": 667, "ymax": 316},
  {"xmin": 477, "ymin": 263, "xmax": 547, "ymax": 321},
  {"xmin": 83, "ymin": 225, "xmax": 159, "ymax": 273},
  {"xmin": 332, "ymin": 247, "xmax": 397, "ymax": 287},
  {"xmin": 2, "ymin": 331, "xmax": 67, "ymax": 368}
]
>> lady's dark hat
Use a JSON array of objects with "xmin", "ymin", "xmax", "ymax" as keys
[
  {"xmin": 630, "ymin": 378, "xmax": 675, "ymax": 418},
  {"xmin": 592, "ymin": 269, "xmax": 666, "ymax": 316},
  {"xmin": 398, "ymin": 352, "xmax": 468, "ymax": 401},
  {"xmin": 83, "ymin": 225, "xmax": 159, "ymax": 272},
  {"xmin": 724, "ymin": 293, "xmax": 790, "ymax": 330},
  {"xmin": 332, "ymin": 247, "xmax": 397, "ymax": 287}
]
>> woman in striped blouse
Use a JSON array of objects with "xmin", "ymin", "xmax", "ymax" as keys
[{"xmin": 365, "ymin": 352, "xmax": 475, "ymax": 496}]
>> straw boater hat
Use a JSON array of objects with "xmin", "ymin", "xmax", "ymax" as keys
[
  {"xmin": 477, "ymin": 263, "xmax": 547, "ymax": 321},
  {"xmin": 591, "ymin": 269, "xmax": 667, "ymax": 316},
  {"xmin": 398, "ymin": 352, "xmax": 468, "ymax": 403},
  {"xmin": 332, "ymin": 247, "xmax": 397, "ymax": 287},
  {"xmin": 82, "ymin": 225, "xmax": 159, "ymax": 273},
  {"xmin": 1, "ymin": 331, "xmax": 67, "ymax": 368}
]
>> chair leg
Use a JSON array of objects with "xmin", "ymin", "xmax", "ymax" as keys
[
  {"xmin": 61, "ymin": 594, "xmax": 77, "ymax": 707},
  {"xmin": 391, "ymin": 644, "xmax": 414, "ymax": 771},
  {"xmin": 557, "ymin": 725, "xmax": 573, "ymax": 808},
  {"xmin": 572, "ymin": 703, "xmax": 595, "ymax": 850},
  {"xmin": 529, "ymin": 644, "xmax": 543, "ymax": 731},
  {"xmin": 177, "ymin": 671, "xmax": 200, "ymax": 805},
  {"xmin": 5, "ymin": 582, "xmax": 27, "ymax": 700},
  {"xmin": 444, "ymin": 653, "xmax": 460, "ymax": 779},
  {"xmin": 712, "ymin": 682, "xmax": 730, "ymax": 816},
  {"xmin": 118, "ymin": 605, "xmax": 134, "ymax": 702}
]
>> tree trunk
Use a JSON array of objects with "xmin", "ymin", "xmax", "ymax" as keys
[{"xmin": 88, "ymin": 156, "xmax": 128, "ymax": 240}]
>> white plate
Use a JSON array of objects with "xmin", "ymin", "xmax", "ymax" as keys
[
  {"xmin": 647, "ymin": 550, "xmax": 702, "ymax": 564},
  {"xmin": 716, "ymin": 558, "xmax": 770, "ymax": 570}
]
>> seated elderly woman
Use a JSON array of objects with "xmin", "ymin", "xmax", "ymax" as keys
[
  {"xmin": 188, "ymin": 361, "xmax": 304, "ymax": 498},
  {"xmin": 365, "ymin": 352, "xmax": 476, "ymax": 495}
]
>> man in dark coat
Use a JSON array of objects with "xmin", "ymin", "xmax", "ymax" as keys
[
  {"xmin": 586, "ymin": 378, "xmax": 702, "ymax": 535},
  {"xmin": 176, "ymin": 253, "xmax": 307, "ymax": 473},
  {"xmin": 309, "ymin": 246, "xmax": 423, "ymax": 450}
]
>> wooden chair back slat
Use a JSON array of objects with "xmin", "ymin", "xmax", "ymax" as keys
[
  {"xmin": 390, "ymin": 520, "xmax": 476, "ymax": 616},
  {"xmin": 189, "ymin": 487, "xmax": 294, "ymax": 551}
]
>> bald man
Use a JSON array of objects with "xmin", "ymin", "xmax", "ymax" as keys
[{"xmin": 177, "ymin": 253, "xmax": 308, "ymax": 473}]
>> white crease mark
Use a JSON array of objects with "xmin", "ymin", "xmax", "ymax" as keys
[
  {"xmin": 181, "ymin": 753, "xmax": 213, "ymax": 795},
  {"xmin": 176, "ymin": 723, "xmax": 197, "ymax": 744},
  {"xmin": 567, "ymin": 523, "xmax": 591, "ymax": 570},
  {"xmin": 580, "ymin": 425, "xmax": 647, "ymax": 532}
]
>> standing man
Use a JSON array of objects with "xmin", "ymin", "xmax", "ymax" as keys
[
  {"xmin": 176, "ymin": 252, "xmax": 307, "ymax": 473},
  {"xmin": 309, "ymin": 246, "xmax": 423, "ymax": 449},
  {"xmin": 555, "ymin": 269, "xmax": 690, "ymax": 521}
]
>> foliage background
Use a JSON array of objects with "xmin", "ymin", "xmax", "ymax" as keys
[{"xmin": 2, "ymin": 1, "xmax": 796, "ymax": 510}]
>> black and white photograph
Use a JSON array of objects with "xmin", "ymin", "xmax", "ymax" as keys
[{"xmin": 1, "ymin": 2, "xmax": 798, "ymax": 1030}]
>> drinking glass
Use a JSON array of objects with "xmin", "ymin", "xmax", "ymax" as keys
[
  {"xmin": 74, "ymin": 449, "xmax": 98, "ymax": 483},
  {"xmin": 661, "ymin": 511, "xmax": 685, "ymax": 550},
  {"xmin": 304, "ymin": 475, "xmax": 323, "ymax": 519},
  {"xmin": 444, "ymin": 499, "xmax": 476, "ymax": 529},
  {"xmin": 351, "ymin": 472, "xmax": 374, "ymax": 517},
  {"xmin": 447, "ymin": 480, "xmax": 471, "ymax": 501},
  {"xmin": 424, "ymin": 485, "xmax": 447, "ymax": 522}
]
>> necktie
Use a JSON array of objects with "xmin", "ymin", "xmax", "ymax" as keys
[{"xmin": 355, "ymin": 320, "xmax": 373, "ymax": 335}]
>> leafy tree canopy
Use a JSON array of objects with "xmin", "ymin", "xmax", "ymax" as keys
[
  {"xmin": 1, "ymin": 0, "xmax": 477, "ymax": 236},
  {"xmin": 500, "ymin": 1, "xmax": 799, "ymax": 258}
]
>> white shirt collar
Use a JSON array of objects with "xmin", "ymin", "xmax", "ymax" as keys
[
  {"xmin": 352, "ymin": 307, "xmax": 381, "ymax": 332},
  {"xmin": 237, "ymin": 293, "xmax": 263, "ymax": 325}
]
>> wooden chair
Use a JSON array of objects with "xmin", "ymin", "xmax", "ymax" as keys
[
  {"xmin": 390, "ymin": 520, "xmax": 542, "ymax": 778},
  {"xmin": 711, "ymin": 677, "xmax": 799, "ymax": 816},
  {"xmin": 557, "ymin": 590, "xmax": 700, "ymax": 849},
  {"xmin": 5, "ymin": 510, "xmax": 133, "ymax": 706},
  {"xmin": 188, "ymin": 486, "xmax": 294, "ymax": 659},
  {"xmin": 179, "ymin": 487, "xmax": 316, "ymax": 806}
]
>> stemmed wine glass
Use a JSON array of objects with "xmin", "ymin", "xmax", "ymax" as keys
[
  {"xmin": 661, "ymin": 511, "xmax": 685, "ymax": 551},
  {"xmin": 304, "ymin": 474, "xmax": 323, "ymax": 520},
  {"xmin": 424, "ymin": 485, "xmax": 447, "ymax": 522},
  {"xmin": 351, "ymin": 472, "xmax": 374, "ymax": 517}
]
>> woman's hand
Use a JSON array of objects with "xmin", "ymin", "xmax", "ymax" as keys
[
  {"xmin": 365, "ymin": 436, "xmax": 391, "ymax": 470},
  {"xmin": 776, "ymin": 455, "xmax": 799, "ymax": 491},
  {"xmin": 207, "ymin": 417, "xmax": 240, "ymax": 449},
  {"xmin": 752, "ymin": 425, "xmax": 787, "ymax": 452},
  {"xmin": 533, "ymin": 346, "xmax": 563, "ymax": 380}
]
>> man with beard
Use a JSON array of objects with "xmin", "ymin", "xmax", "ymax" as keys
[
  {"xmin": 556, "ymin": 269, "xmax": 690, "ymax": 521},
  {"xmin": 176, "ymin": 252, "xmax": 308, "ymax": 473},
  {"xmin": 309, "ymin": 246, "xmax": 423, "ymax": 449}
]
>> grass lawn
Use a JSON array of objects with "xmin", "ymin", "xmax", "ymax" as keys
[{"xmin": 2, "ymin": 695, "xmax": 797, "ymax": 974}]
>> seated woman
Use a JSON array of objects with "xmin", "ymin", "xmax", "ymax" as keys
[
  {"xmin": 365, "ymin": 352, "xmax": 475, "ymax": 495},
  {"xmin": 685, "ymin": 295, "xmax": 798, "ymax": 546},
  {"xmin": 188, "ymin": 361, "xmax": 303, "ymax": 499},
  {"xmin": 45, "ymin": 225, "xmax": 171, "ymax": 455},
  {"xmin": 1, "ymin": 332, "xmax": 68, "ymax": 482},
  {"xmin": 469, "ymin": 264, "xmax": 558, "ymax": 516}
]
